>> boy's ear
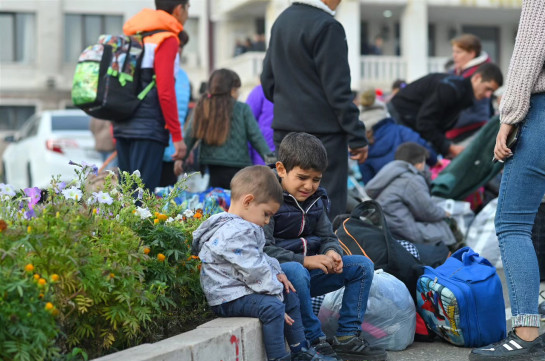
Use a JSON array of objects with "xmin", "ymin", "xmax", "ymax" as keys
[
  {"xmin": 276, "ymin": 161, "xmax": 287, "ymax": 177},
  {"xmin": 242, "ymin": 194, "xmax": 255, "ymax": 207}
]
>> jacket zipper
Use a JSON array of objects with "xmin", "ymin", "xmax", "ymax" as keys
[{"xmin": 288, "ymin": 194, "xmax": 321, "ymax": 237}]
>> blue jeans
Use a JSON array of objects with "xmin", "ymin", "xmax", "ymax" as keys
[
  {"xmin": 281, "ymin": 255, "xmax": 374, "ymax": 342},
  {"xmin": 495, "ymin": 93, "xmax": 545, "ymax": 328},
  {"xmin": 211, "ymin": 291, "xmax": 306, "ymax": 360}
]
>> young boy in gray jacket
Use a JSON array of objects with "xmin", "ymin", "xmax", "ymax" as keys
[
  {"xmin": 365, "ymin": 142, "xmax": 456, "ymax": 246},
  {"xmin": 192, "ymin": 165, "xmax": 334, "ymax": 361}
]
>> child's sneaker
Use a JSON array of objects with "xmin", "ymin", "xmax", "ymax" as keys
[
  {"xmin": 291, "ymin": 346, "xmax": 337, "ymax": 361},
  {"xmin": 469, "ymin": 331, "xmax": 545, "ymax": 360},
  {"xmin": 310, "ymin": 337, "xmax": 342, "ymax": 361},
  {"xmin": 331, "ymin": 331, "xmax": 387, "ymax": 361}
]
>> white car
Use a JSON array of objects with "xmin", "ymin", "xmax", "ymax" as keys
[{"xmin": 2, "ymin": 110, "xmax": 103, "ymax": 189}]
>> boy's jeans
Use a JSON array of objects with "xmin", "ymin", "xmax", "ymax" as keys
[
  {"xmin": 495, "ymin": 93, "xmax": 545, "ymax": 329},
  {"xmin": 281, "ymin": 255, "xmax": 374, "ymax": 343},
  {"xmin": 212, "ymin": 291, "xmax": 305, "ymax": 360}
]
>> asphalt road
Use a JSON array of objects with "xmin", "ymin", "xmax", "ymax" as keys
[{"xmin": 386, "ymin": 269, "xmax": 545, "ymax": 361}]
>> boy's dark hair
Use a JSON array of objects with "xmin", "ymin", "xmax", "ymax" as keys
[
  {"xmin": 395, "ymin": 142, "xmax": 429, "ymax": 165},
  {"xmin": 278, "ymin": 132, "xmax": 328, "ymax": 173},
  {"xmin": 178, "ymin": 30, "xmax": 189, "ymax": 47},
  {"xmin": 155, "ymin": 0, "xmax": 189, "ymax": 13},
  {"xmin": 230, "ymin": 166, "xmax": 283, "ymax": 205},
  {"xmin": 473, "ymin": 63, "xmax": 503, "ymax": 87}
]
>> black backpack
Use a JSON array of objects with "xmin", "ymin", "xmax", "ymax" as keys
[
  {"xmin": 334, "ymin": 200, "xmax": 424, "ymax": 300},
  {"xmin": 71, "ymin": 31, "xmax": 163, "ymax": 122}
]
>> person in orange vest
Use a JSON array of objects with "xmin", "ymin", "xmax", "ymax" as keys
[{"xmin": 113, "ymin": 0, "xmax": 188, "ymax": 191}]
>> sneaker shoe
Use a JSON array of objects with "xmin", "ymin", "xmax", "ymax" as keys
[
  {"xmin": 291, "ymin": 346, "xmax": 338, "ymax": 361},
  {"xmin": 331, "ymin": 331, "xmax": 387, "ymax": 361},
  {"xmin": 469, "ymin": 330, "xmax": 545, "ymax": 360},
  {"xmin": 539, "ymin": 301, "xmax": 545, "ymax": 322},
  {"xmin": 310, "ymin": 337, "xmax": 342, "ymax": 361}
]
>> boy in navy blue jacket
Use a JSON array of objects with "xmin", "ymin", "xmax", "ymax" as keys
[{"xmin": 264, "ymin": 132, "xmax": 386, "ymax": 361}]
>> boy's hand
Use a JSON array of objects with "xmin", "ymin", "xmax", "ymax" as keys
[
  {"xmin": 303, "ymin": 255, "xmax": 335, "ymax": 274},
  {"xmin": 277, "ymin": 273, "xmax": 296, "ymax": 293},
  {"xmin": 326, "ymin": 250, "xmax": 343, "ymax": 273},
  {"xmin": 284, "ymin": 312, "xmax": 294, "ymax": 326},
  {"xmin": 174, "ymin": 159, "xmax": 184, "ymax": 176}
]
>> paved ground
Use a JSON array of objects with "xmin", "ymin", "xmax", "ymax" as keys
[{"xmin": 386, "ymin": 269, "xmax": 545, "ymax": 361}]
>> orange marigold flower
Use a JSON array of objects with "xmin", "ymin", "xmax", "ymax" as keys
[
  {"xmin": 38, "ymin": 278, "xmax": 47, "ymax": 286},
  {"xmin": 157, "ymin": 253, "xmax": 166, "ymax": 262},
  {"xmin": 109, "ymin": 273, "xmax": 115, "ymax": 279},
  {"xmin": 154, "ymin": 212, "xmax": 160, "ymax": 217},
  {"xmin": 52, "ymin": 308, "xmax": 60, "ymax": 316},
  {"xmin": 27, "ymin": 226, "xmax": 32, "ymax": 233},
  {"xmin": 191, "ymin": 255, "xmax": 199, "ymax": 260},
  {"xmin": 157, "ymin": 213, "xmax": 168, "ymax": 221},
  {"xmin": 50, "ymin": 274, "xmax": 59, "ymax": 282},
  {"xmin": 193, "ymin": 212, "xmax": 202, "ymax": 219},
  {"xmin": 154, "ymin": 218, "xmax": 160, "ymax": 224},
  {"xmin": 198, "ymin": 264, "xmax": 202, "ymax": 271},
  {"xmin": 45, "ymin": 302, "xmax": 54, "ymax": 311},
  {"xmin": 143, "ymin": 247, "xmax": 151, "ymax": 255},
  {"xmin": 0, "ymin": 219, "xmax": 7, "ymax": 232},
  {"xmin": 33, "ymin": 274, "xmax": 40, "ymax": 280},
  {"xmin": 38, "ymin": 293, "xmax": 44, "ymax": 299},
  {"xmin": 24, "ymin": 264, "xmax": 34, "ymax": 272}
]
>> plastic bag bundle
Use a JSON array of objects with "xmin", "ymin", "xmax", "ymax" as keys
[{"xmin": 318, "ymin": 270, "xmax": 416, "ymax": 351}]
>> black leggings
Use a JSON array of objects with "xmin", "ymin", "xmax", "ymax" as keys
[{"xmin": 208, "ymin": 165, "xmax": 242, "ymax": 189}]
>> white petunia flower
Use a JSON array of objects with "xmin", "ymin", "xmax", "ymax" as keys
[
  {"xmin": 165, "ymin": 217, "xmax": 175, "ymax": 223},
  {"xmin": 94, "ymin": 191, "xmax": 113, "ymax": 205},
  {"xmin": 135, "ymin": 206, "xmax": 152, "ymax": 219},
  {"xmin": 183, "ymin": 209, "xmax": 194, "ymax": 218},
  {"xmin": 0, "ymin": 183, "xmax": 16, "ymax": 197},
  {"xmin": 132, "ymin": 170, "xmax": 141, "ymax": 178},
  {"xmin": 61, "ymin": 186, "xmax": 83, "ymax": 201}
]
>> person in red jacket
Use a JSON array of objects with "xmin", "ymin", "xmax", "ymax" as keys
[{"xmin": 113, "ymin": 0, "xmax": 188, "ymax": 191}]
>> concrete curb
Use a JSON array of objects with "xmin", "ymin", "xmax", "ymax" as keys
[{"xmin": 93, "ymin": 318, "xmax": 266, "ymax": 361}]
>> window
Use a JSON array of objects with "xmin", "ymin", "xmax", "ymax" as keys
[
  {"xmin": 0, "ymin": 106, "xmax": 36, "ymax": 131},
  {"xmin": 64, "ymin": 14, "xmax": 123, "ymax": 63},
  {"xmin": 52, "ymin": 115, "xmax": 90, "ymax": 131},
  {"xmin": 0, "ymin": 12, "xmax": 36, "ymax": 63},
  {"xmin": 180, "ymin": 18, "xmax": 200, "ymax": 67}
]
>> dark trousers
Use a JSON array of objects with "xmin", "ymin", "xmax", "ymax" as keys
[
  {"xmin": 159, "ymin": 161, "xmax": 178, "ymax": 187},
  {"xmin": 208, "ymin": 165, "xmax": 242, "ymax": 189},
  {"xmin": 274, "ymin": 131, "xmax": 348, "ymax": 219},
  {"xmin": 116, "ymin": 138, "xmax": 164, "ymax": 192},
  {"xmin": 212, "ymin": 292, "xmax": 306, "ymax": 360}
]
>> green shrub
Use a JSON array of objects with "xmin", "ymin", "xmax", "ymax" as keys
[{"xmin": 0, "ymin": 166, "xmax": 212, "ymax": 359}]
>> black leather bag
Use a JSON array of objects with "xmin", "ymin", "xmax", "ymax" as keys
[{"xmin": 335, "ymin": 200, "xmax": 424, "ymax": 300}]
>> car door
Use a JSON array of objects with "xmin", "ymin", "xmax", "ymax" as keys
[{"xmin": 5, "ymin": 114, "xmax": 41, "ymax": 188}]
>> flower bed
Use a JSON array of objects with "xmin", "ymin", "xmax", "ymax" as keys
[{"xmin": 0, "ymin": 163, "xmax": 214, "ymax": 361}]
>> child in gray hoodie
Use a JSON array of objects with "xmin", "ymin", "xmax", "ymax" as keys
[
  {"xmin": 365, "ymin": 142, "xmax": 456, "ymax": 246},
  {"xmin": 192, "ymin": 165, "xmax": 334, "ymax": 361}
]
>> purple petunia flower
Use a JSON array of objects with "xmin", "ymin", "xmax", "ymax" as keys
[
  {"xmin": 81, "ymin": 161, "xmax": 99, "ymax": 176},
  {"xmin": 24, "ymin": 187, "xmax": 41, "ymax": 208},
  {"xmin": 53, "ymin": 181, "xmax": 66, "ymax": 194}
]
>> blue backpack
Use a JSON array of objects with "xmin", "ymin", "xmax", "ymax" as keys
[{"xmin": 416, "ymin": 247, "xmax": 506, "ymax": 347}]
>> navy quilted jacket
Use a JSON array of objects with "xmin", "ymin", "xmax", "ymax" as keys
[{"xmin": 263, "ymin": 187, "xmax": 343, "ymax": 264}]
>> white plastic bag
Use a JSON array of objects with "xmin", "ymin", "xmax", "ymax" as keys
[
  {"xmin": 465, "ymin": 198, "xmax": 502, "ymax": 268},
  {"xmin": 432, "ymin": 196, "xmax": 475, "ymax": 237},
  {"xmin": 318, "ymin": 270, "xmax": 416, "ymax": 351}
]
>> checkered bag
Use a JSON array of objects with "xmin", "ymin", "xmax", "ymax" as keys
[{"xmin": 311, "ymin": 295, "xmax": 325, "ymax": 316}]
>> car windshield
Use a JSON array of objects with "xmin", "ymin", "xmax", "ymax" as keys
[{"xmin": 52, "ymin": 115, "xmax": 91, "ymax": 131}]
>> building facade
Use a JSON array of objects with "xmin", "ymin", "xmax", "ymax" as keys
[{"xmin": 0, "ymin": 0, "xmax": 522, "ymax": 131}]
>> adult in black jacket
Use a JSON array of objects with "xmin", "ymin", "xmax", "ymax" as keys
[
  {"xmin": 388, "ymin": 63, "xmax": 502, "ymax": 158},
  {"xmin": 261, "ymin": 0, "xmax": 368, "ymax": 219}
]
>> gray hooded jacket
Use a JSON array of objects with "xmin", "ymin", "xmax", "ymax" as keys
[
  {"xmin": 365, "ymin": 160, "xmax": 456, "ymax": 245},
  {"xmin": 192, "ymin": 212, "xmax": 284, "ymax": 306}
]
